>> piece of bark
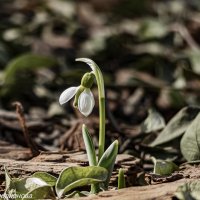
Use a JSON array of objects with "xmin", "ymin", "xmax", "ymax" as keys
[
  {"xmin": 0, "ymin": 140, "xmax": 33, "ymax": 160},
  {"xmin": 79, "ymin": 179, "xmax": 192, "ymax": 200},
  {"xmin": 0, "ymin": 153, "xmax": 140, "ymax": 178}
]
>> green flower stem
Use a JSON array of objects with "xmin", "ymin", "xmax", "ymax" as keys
[
  {"xmin": 76, "ymin": 58, "xmax": 105, "ymax": 161},
  {"xmin": 98, "ymin": 97, "xmax": 105, "ymax": 160}
]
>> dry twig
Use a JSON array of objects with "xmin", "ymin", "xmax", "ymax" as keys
[{"xmin": 12, "ymin": 102, "xmax": 40, "ymax": 156}]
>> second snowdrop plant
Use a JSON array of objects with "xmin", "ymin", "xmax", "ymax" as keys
[{"xmin": 59, "ymin": 58, "xmax": 119, "ymax": 194}]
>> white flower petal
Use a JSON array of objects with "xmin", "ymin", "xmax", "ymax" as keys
[
  {"xmin": 59, "ymin": 86, "xmax": 78, "ymax": 105},
  {"xmin": 78, "ymin": 89, "xmax": 95, "ymax": 117}
]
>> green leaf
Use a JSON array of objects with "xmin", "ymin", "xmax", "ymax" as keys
[
  {"xmin": 82, "ymin": 124, "xmax": 97, "ymax": 166},
  {"xmin": 187, "ymin": 50, "xmax": 200, "ymax": 75},
  {"xmin": 22, "ymin": 186, "xmax": 55, "ymax": 200},
  {"xmin": 4, "ymin": 167, "xmax": 29, "ymax": 198},
  {"xmin": 10, "ymin": 177, "xmax": 50, "ymax": 199},
  {"xmin": 31, "ymin": 172, "xmax": 57, "ymax": 187},
  {"xmin": 181, "ymin": 113, "xmax": 200, "ymax": 161},
  {"xmin": 141, "ymin": 108, "xmax": 165, "ymax": 133},
  {"xmin": 98, "ymin": 140, "xmax": 118, "ymax": 189},
  {"xmin": 150, "ymin": 106, "xmax": 200, "ymax": 146},
  {"xmin": 4, "ymin": 54, "xmax": 57, "ymax": 84},
  {"xmin": 24, "ymin": 177, "xmax": 49, "ymax": 191},
  {"xmin": 14, "ymin": 178, "xmax": 30, "ymax": 195},
  {"xmin": 151, "ymin": 157, "xmax": 178, "ymax": 175},
  {"xmin": 118, "ymin": 168, "xmax": 126, "ymax": 189},
  {"xmin": 15, "ymin": 178, "xmax": 54, "ymax": 200},
  {"xmin": 138, "ymin": 18, "xmax": 167, "ymax": 39},
  {"xmin": 1, "ymin": 53, "xmax": 57, "ymax": 96},
  {"xmin": 175, "ymin": 181, "xmax": 200, "ymax": 200},
  {"xmin": 55, "ymin": 166, "xmax": 108, "ymax": 198},
  {"xmin": 82, "ymin": 124, "xmax": 99, "ymax": 193},
  {"xmin": 4, "ymin": 168, "xmax": 55, "ymax": 200}
]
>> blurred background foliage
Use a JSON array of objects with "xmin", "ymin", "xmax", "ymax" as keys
[{"xmin": 0, "ymin": 0, "xmax": 200, "ymax": 121}]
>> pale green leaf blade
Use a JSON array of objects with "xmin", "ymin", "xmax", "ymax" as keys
[
  {"xmin": 151, "ymin": 157, "xmax": 178, "ymax": 175},
  {"xmin": 4, "ymin": 53, "xmax": 57, "ymax": 85},
  {"xmin": 175, "ymin": 181, "xmax": 200, "ymax": 200},
  {"xmin": 24, "ymin": 177, "xmax": 48, "ymax": 191},
  {"xmin": 82, "ymin": 124, "xmax": 97, "ymax": 166},
  {"xmin": 31, "ymin": 172, "xmax": 57, "ymax": 187},
  {"xmin": 118, "ymin": 168, "xmax": 126, "ymax": 189},
  {"xmin": 56, "ymin": 166, "xmax": 108, "ymax": 198},
  {"xmin": 141, "ymin": 108, "xmax": 165, "ymax": 133},
  {"xmin": 8, "ymin": 177, "xmax": 55, "ymax": 200},
  {"xmin": 151, "ymin": 106, "xmax": 200, "ymax": 146},
  {"xmin": 98, "ymin": 140, "xmax": 118, "ymax": 189},
  {"xmin": 22, "ymin": 186, "xmax": 55, "ymax": 200},
  {"xmin": 181, "ymin": 113, "xmax": 200, "ymax": 161},
  {"xmin": 5, "ymin": 177, "xmax": 28, "ymax": 200}
]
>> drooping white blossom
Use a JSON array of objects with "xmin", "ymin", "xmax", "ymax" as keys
[
  {"xmin": 59, "ymin": 86, "xmax": 79, "ymax": 105},
  {"xmin": 78, "ymin": 88, "xmax": 95, "ymax": 117},
  {"xmin": 59, "ymin": 86, "xmax": 94, "ymax": 117}
]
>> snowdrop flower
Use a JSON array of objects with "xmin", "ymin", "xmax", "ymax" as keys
[
  {"xmin": 78, "ymin": 88, "xmax": 95, "ymax": 116},
  {"xmin": 59, "ymin": 72, "xmax": 95, "ymax": 117},
  {"xmin": 59, "ymin": 86, "xmax": 79, "ymax": 105}
]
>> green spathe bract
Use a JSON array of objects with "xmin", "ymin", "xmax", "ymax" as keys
[
  {"xmin": 56, "ymin": 166, "xmax": 108, "ymax": 198},
  {"xmin": 81, "ymin": 72, "xmax": 95, "ymax": 88}
]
